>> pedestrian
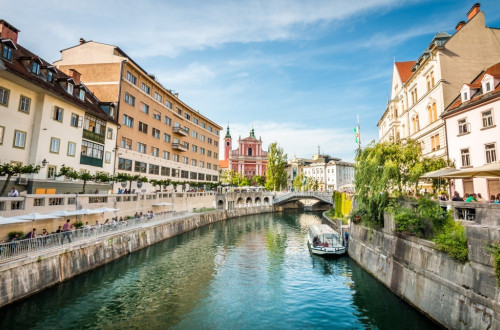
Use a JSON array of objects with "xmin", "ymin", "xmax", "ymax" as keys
[
  {"xmin": 25, "ymin": 228, "xmax": 36, "ymax": 239},
  {"xmin": 7, "ymin": 186, "xmax": 19, "ymax": 197},
  {"xmin": 118, "ymin": 188, "xmax": 123, "ymax": 194},
  {"xmin": 451, "ymin": 192, "xmax": 463, "ymax": 201},
  {"xmin": 477, "ymin": 193, "xmax": 485, "ymax": 202},
  {"xmin": 465, "ymin": 193, "xmax": 477, "ymax": 203},
  {"xmin": 438, "ymin": 193, "xmax": 448, "ymax": 201},
  {"xmin": 61, "ymin": 219, "xmax": 72, "ymax": 244}
]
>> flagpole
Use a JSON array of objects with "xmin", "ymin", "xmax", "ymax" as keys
[{"xmin": 357, "ymin": 115, "xmax": 361, "ymax": 151}]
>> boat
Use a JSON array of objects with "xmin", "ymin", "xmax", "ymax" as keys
[{"xmin": 307, "ymin": 224, "xmax": 346, "ymax": 256}]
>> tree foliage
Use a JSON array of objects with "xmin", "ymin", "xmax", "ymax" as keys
[
  {"xmin": 292, "ymin": 174, "xmax": 304, "ymax": 191},
  {"xmin": 0, "ymin": 163, "xmax": 41, "ymax": 196},
  {"xmin": 252, "ymin": 175, "xmax": 266, "ymax": 187},
  {"xmin": 265, "ymin": 142, "xmax": 288, "ymax": 191}
]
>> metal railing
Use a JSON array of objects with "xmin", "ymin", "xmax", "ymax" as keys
[{"xmin": 0, "ymin": 211, "xmax": 188, "ymax": 262}]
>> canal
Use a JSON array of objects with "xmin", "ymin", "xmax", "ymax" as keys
[{"xmin": 0, "ymin": 211, "xmax": 439, "ymax": 329}]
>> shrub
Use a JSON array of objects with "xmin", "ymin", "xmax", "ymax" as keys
[
  {"xmin": 8, "ymin": 231, "xmax": 24, "ymax": 240},
  {"xmin": 485, "ymin": 244, "xmax": 500, "ymax": 286},
  {"xmin": 74, "ymin": 221, "xmax": 84, "ymax": 229},
  {"xmin": 434, "ymin": 221, "xmax": 468, "ymax": 263}
]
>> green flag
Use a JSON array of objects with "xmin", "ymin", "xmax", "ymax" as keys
[{"xmin": 354, "ymin": 127, "xmax": 359, "ymax": 143}]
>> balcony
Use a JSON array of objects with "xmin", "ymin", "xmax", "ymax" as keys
[
  {"xmin": 172, "ymin": 143, "xmax": 188, "ymax": 152},
  {"xmin": 80, "ymin": 155, "xmax": 103, "ymax": 167},
  {"xmin": 83, "ymin": 129, "xmax": 105, "ymax": 144},
  {"xmin": 173, "ymin": 126, "xmax": 188, "ymax": 137}
]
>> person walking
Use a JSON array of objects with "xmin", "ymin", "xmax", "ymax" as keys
[{"xmin": 61, "ymin": 219, "xmax": 72, "ymax": 244}]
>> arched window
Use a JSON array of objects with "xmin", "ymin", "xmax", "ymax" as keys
[
  {"xmin": 432, "ymin": 103, "xmax": 438, "ymax": 122},
  {"xmin": 415, "ymin": 115, "xmax": 420, "ymax": 131},
  {"xmin": 248, "ymin": 147, "xmax": 252, "ymax": 156},
  {"xmin": 412, "ymin": 117, "xmax": 416, "ymax": 133},
  {"xmin": 427, "ymin": 105, "xmax": 433, "ymax": 123}
]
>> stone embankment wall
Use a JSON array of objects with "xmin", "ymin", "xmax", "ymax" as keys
[
  {"xmin": 348, "ymin": 215, "xmax": 499, "ymax": 329},
  {"xmin": 0, "ymin": 206, "xmax": 273, "ymax": 308}
]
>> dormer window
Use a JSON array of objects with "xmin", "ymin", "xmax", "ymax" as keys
[
  {"xmin": 31, "ymin": 61, "xmax": 40, "ymax": 75},
  {"xmin": 2, "ymin": 45, "xmax": 13, "ymax": 61},
  {"xmin": 67, "ymin": 83, "xmax": 74, "ymax": 94},
  {"xmin": 47, "ymin": 71, "xmax": 53, "ymax": 83},
  {"xmin": 485, "ymin": 82, "xmax": 491, "ymax": 92},
  {"xmin": 462, "ymin": 91, "xmax": 468, "ymax": 102},
  {"xmin": 460, "ymin": 84, "xmax": 475, "ymax": 102},
  {"xmin": 79, "ymin": 89, "xmax": 85, "ymax": 101}
]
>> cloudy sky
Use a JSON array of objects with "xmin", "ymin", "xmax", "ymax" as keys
[{"xmin": 3, "ymin": 0, "xmax": 500, "ymax": 161}]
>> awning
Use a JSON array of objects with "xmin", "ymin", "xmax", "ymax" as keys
[
  {"xmin": 0, "ymin": 217, "xmax": 31, "ymax": 225},
  {"xmin": 152, "ymin": 202, "xmax": 173, "ymax": 206},
  {"xmin": 443, "ymin": 162, "xmax": 500, "ymax": 178},
  {"xmin": 420, "ymin": 167, "xmax": 461, "ymax": 179},
  {"xmin": 13, "ymin": 213, "xmax": 61, "ymax": 220}
]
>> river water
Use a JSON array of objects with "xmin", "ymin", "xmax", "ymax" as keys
[{"xmin": 0, "ymin": 211, "xmax": 439, "ymax": 329}]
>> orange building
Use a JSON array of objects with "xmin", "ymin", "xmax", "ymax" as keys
[{"xmin": 54, "ymin": 40, "xmax": 222, "ymax": 191}]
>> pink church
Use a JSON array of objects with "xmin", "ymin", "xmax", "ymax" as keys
[{"xmin": 220, "ymin": 126, "xmax": 268, "ymax": 178}]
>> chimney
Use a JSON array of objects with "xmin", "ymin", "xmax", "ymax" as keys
[
  {"xmin": 455, "ymin": 21, "xmax": 466, "ymax": 32},
  {"xmin": 467, "ymin": 3, "xmax": 480, "ymax": 21},
  {"xmin": 79, "ymin": 38, "xmax": 86, "ymax": 45},
  {"xmin": 0, "ymin": 20, "xmax": 20, "ymax": 45},
  {"xmin": 69, "ymin": 69, "xmax": 81, "ymax": 85},
  {"xmin": 174, "ymin": 93, "xmax": 179, "ymax": 98}
]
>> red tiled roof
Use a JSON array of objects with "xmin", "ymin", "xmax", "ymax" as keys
[
  {"xmin": 0, "ymin": 39, "xmax": 115, "ymax": 123},
  {"xmin": 445, "ymin": 61, "xmax": 500, "ymax": 113},
  {"xmin": 395, "ymin": 61, "xmax": 416, "ymax": 83}
]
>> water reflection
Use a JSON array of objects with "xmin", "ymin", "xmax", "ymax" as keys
[{"xmin": 0, "ymin": 211, "xmax": 439, "ymax": 330}]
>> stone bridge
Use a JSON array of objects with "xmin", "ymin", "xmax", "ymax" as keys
[{"xmin": 272, "ymin": 192, "xmax": 333, "ymax": 205}]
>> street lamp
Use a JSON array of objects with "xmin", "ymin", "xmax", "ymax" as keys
[{"xmin": 41, "ymin": 159, "xmax": 49, "ymax": 168}]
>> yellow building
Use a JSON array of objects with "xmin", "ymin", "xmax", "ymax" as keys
[
  {"xmin": 54, "ymin": 40, "xmax": 222, "ymax": 191},
  {"xmin": 0, "ymin": 20, "xmax": 117, "ymax": 194}
]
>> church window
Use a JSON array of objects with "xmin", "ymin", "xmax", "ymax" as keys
[{"xmin": 248, "ymin": 148, "xmax": 252, "ymax": 156}]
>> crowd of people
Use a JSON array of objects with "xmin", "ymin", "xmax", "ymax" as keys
[{"xmin": 442, "ymin": 192, "xmax": 500, "ymax": 203}]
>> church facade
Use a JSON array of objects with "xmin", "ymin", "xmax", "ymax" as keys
[{"xmin": 220, "ymin": 126, "xmax": 268, "ymax": 178}]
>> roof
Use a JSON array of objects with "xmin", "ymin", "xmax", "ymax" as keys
[
  {"xmin": 444, "ymin": 61, "xmax": 500, "ymax": 115},
  {"xmin": 0, "ymin": 39, "xmax": 115, "ymax": 123},
  {"xmin": 395, "ymin": 61, "xmax": 416, "ymax": 83}
]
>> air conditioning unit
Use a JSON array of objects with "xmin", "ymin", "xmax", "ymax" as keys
[{"xmin": 17, "ymin": 177, "xmax": 29, "ymax": 185}]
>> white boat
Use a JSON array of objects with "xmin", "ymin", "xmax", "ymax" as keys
[{"xmin": 307, "ymin": 224, "xmax": 346, "ymax": 256}]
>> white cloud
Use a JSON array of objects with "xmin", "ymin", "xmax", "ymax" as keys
[{"xmin": 157, "ymin": 62, "xmax": 216, "ymax": 86}]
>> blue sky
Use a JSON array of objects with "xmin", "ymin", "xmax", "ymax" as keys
[{"xmin": 3, "ymin": 0, "xmax": 500, "ymax": 161}]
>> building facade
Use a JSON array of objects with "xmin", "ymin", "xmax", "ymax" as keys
[
  {"xmin": 377, "ymin": 4, "xmax": 500, "ymax": 160},
  {"xmin": 442, "ymin": 61, "xmax": 500, "ymax": 198},
  {"xmin": 0, "ymin": 20, "xmax": 118, "ymax": 194},
  {"xmin": 221, "ymin": 126, "xmax": 267, "ymax": 178},
  {"xmin": 54, "ymin": 40, "xmax": 222, "ymax": 191},
  {"xmin": 301, "ymin": 154, "xmax": 354, "ymax": 192}
]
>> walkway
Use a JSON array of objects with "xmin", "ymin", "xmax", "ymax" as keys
[{"xmin": 273, "ymin": 191, "xmax": 333, "ymax": 205}]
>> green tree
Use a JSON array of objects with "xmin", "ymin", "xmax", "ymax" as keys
[
  {"xmin": 239, "ymin": 176, "xmax": 251, "ymax": 186},
  {"xmin": 0, "ymin": 163, "xmax": 41, "ymax": 196},
  {"xmin": 265, "ymin": 142, "xmax": 287, "ymax": 191},
  {"xmin": 292, "ymin": 174, "xmax": 304, "ymax": 191},
  {"xmin": 252, "ymin": 175, "xmax": 266, "ymax": 187}
]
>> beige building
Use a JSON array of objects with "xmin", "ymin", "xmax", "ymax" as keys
[
  {"xmin": 0, "ymin": 20, "xmax": 117, "ymax": 194},
  {"xmin": 54, "ymin": 40, "xmax": 222, "ymax": 191},
  {"xmin": 377, "ymin": 4, "xmax": 500, "ymax": 159}
]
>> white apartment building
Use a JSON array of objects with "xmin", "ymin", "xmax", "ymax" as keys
[
  {"xmin": 302, "ymin": 155, "xmax": 354, "ymax": 192},
  {"xmin": 0, "ymin": 20, "xmax": 118, "ymax": 194},
  {"xmin": 377, "ymin": 4, "xmax": 500, "ymax": 159}
]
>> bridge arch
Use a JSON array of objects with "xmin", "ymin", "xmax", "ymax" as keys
[
  {"xmin": 255, "ymin": 197, "xmax": 261, "ymax": 205},
  {"xmin": 246, "ymin": 197, "xmax": 252, "ymax": 205}
]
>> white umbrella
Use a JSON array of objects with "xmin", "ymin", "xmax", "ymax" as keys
[
  {"xmin": 93, "ymin": 207, "xmax": 119, "ymax": 213},
  {"xmin": 420, "ymin": 167, "xmax": 462, "ymax": 179},
  {"xmin": 14, "ymin": 213, "xmax": 61, "ymax": 220},
  {"xmin": 152, "ymin": 202, "xmax": 173, "ymax": 206},
  {"xmin": 443, "ymin": 162, "xmax": 500, "ymax": 178},
  {"xmin": 47, "ymin": 210, "xmax": 82, "ymax": 217},
  {"xmin": 0, "ymin": 217, "xmax": 31, "ymax": 225}
]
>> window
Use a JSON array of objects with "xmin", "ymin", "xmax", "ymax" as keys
[
  {"xmin": 200, "ymin": 148, "xmax": 205, "ymax": 155},
  {"xmin": 462, "ymin": 91, "xmax": 468, "ymax": 102},
  {"xmin": 198, "ymin": 173, "xmax": 205, "ymax": 180},
  {"xmin": 141, "ymin": 83, "xmax": 150, "ymax": 94},
  {"xmin": 121, "ymin": 137, "xmax": 132, "ymax": 150},
  {"xmin": 173, "ymin": 137, "xmax": 180, "ymax": 144},
  {"xmin": 191, "ymin": 159, "xmax": 197, "ymax": 166},
  {"xmin": 47, "ymin": 71, "xmax": 54, "ymax": 83},
  {"xmin": 200, "ymin": 135, "xmax": 205, "ymax": 142},
  {"xmin": 141, "ymin": 102, "xmax": 149, "ymax": 114},
  {"xmin": 208, "ymin": 150, "xmax": 212, "ymax": 157},
  {"xmin": 177, "ymin": 107, "xmax": 182, "ymax": 115},
  {"xmin": 163, "ymin": 150, "xmax": 170, "ymax": 160},
  {"xmin": 215, "ymin": 130, "xmax": 219, "ymax": 136},
  {"xmin": 122, "ymin": 114, "xmax": 134, "ymax": 128},
  {"xmin": 461, "ymin": 148, "xmax": 470, "ymax": 167},
  {"xmin": 83, "ymin": 114, "xmax": 106, "ymax": 137},
  {"xmin": 13, "ymin": 130, "xmax": 26, "ymax": 148},
  {"xmin": 151, "ymin": 147, "xmax": 159, "ymax": 157},
  {"xmin": 165, "ymin": 100, "xmax": 172, "ymax": 109},
  {"xmin": 173, "ymin": 154, "xmax": 179, "ymax": 162},
  {"xmin": 181, "ymin": 170, "xmax": 189, "ymax": 179},
  {"xmin": 107, "ymin": 128, "xmax": 114, "ymax": 139},
  {"xmin": 193, "ymin": 118, "xmax": 199, "ymax": 124},
  {"xmin": 79, "ymin": 89, "xmax": 85, "ymax": 101},
  {"xmin": 138, "ymin": 122, "xmax": 148, "ymax": 133},
  {"xmin": 118, "ymin": 158, "xmax": 132, "ymax": 171},
  {"xmin": 482, "ymin": 110, "xmax": 494, "ymax": 128},
  {"xmin": 190, "ymin": 172, "xmax": 197, "ymax": 180},
  {"xmin": 208, "ymin": 126, "xmax": 212, "ymax": 133},
  {"xmin": 53, "ymin": 107, "xmax": 64, "ymax": 122},
  {"xmin": 192, "ymin": 131, "xmax": 198, "ymax": 138},
  {"xmin": 207, "ymin": 163, "xmax": 212, "ymax": 170},
  {"xmin": 152, "ymin": 128, "xmax": 160, "ymax": 139},
  {"xmin": 184, "ymin": 112, "xmax": 191, "ymax": 120},
  {"xmin": 192, "ymin": 145, "xmax": 198, "ymax": 152},
  {"xmin": 67, "ymin": 142, "xmax": 76, "ymax": 156},
  {"xmin": 430, "ymin": 71, "xmax": 435, "ymax": 87},
  {"xmin": 31, "ymin": 61, "xmax": 40, "ymax": 75},
  {"xmin": 134, "ymin": 161, "xmax": 147, "ymax": 173},
  {"xmin": 431, "ymin": 133, "xmax": 440, "ymax": 151},
  {"xmin": 154, "ymin": 92, "xmax": 162, "ymax": 102},
  {"xmin": 124, "ymin": 93, "xmax": 135, "ymax": 106},
  {"xmin": 2, "ymin": 45, "xmax": 13, "ymax": 60},
  {"xmin": 164, "ymin": 116, "xmax": 172, "ymax": 126},
  {"xmin": 486, "ymin": 143, "xmax": 497, "ymax": 163},
  {"xmin": 183, "ymin": 126, "xmax": 189, "ymax": 133},
  {"xmin": 149, "ymin": 164, "xmax": 159, "ymax": 175},
  {"xmin": 0, "ymin": 86, "xmax": 10, "ymax": 106},
  {"xmin": 105, "ymin": 151, "xmax": 112, "ymax": 163},
  {"xmin": 49, "ymin": 138, "xmax": 60, "ymax": 153},
  {"xmin": 485, "ymin": 82, "xmax": 491, "ymax": 92},
  {"xmin": 126, "ymin": 71, "xmax": 137, "ymax": 85},
  {"xmin": 427, "ymin": 103, "xmax": 438, "ymax": 123},
  {"xmin": 214, "ymin": 152, "xmax": 218, "ymax": 159},
  {"xmin": 161, "ymin": 166, "xmax": 170, "ymax": 176},
  {"xmin": 67, "ymin": 83, "xmax": 74, "ymax": 95},
  {"xmin": 182, "ymin": 156, "xmax": 188, "ymax": 164},
  {"xmin": 208, "ymin": 138, "xmax": 212, "ymax": 144},
  {"xmin": 199, "ymin": 161, "xmax": 205, "ymax": 168},
  {"xmin": 458, "ymin": 118, "xmax": 469, "ymax": 134},
  {"xmin": 0, "ymin": 126, "xmax": 4, "ymax": 144},
  {"xmin": 71, "ymin": 113, "xmax": 81, "ymax": 127},
  {"xmin": 47, "ymin": 166, "xmax": 57, "ymax": 179},
  {"xmin": 18, "ymin": 96, "xmax": 31, "ymax": 113},
  {"xmin": 137, "ymin": 142, "xmax": 147, "ymax": 153},
  {"xmin": 81, "ymin": 140, "xmax": 104, "ymax": 160},
  {"xmin": 214, "ymin": 141, "xmax": 218, "ymax": 147},
  {"xmin": 163, "ymin": 133, "xmax": 171, "ymax": 143},
  {"xmin": 201, "ymin": 122, "xmax": 206, "ymax": 129},
  {"xmin": 153, "ymin": 110, "xmax": 161, "ymax": 121}
]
